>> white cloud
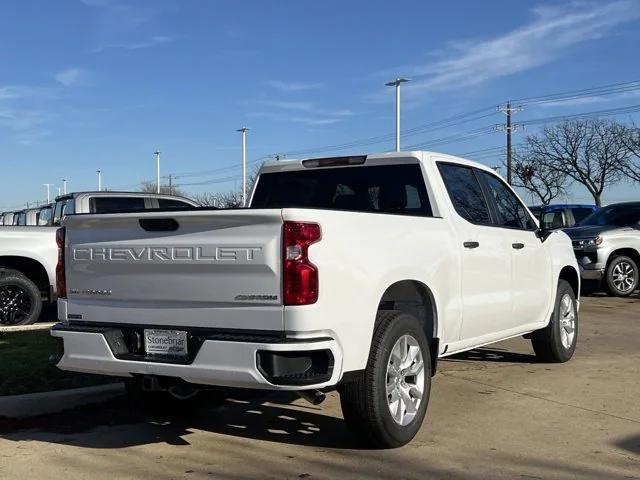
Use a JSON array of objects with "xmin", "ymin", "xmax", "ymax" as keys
[
  {"xmin": 384, "ymin": 1, "xmax": 640, "ymax": 95},
  {"xmin": 267, "ymin": 80, "xmax": 324, "ymax": 92},
  {"xmin": 92, "ymin": 35, "xmax": 176, "ymax": 52},
  {"xmin": 247, "ymin": 100, "xmax": 353, "ymax": 126},
  {"xmin": 54, "ymin": 68, "xmax": 85, "ymax": 87}
]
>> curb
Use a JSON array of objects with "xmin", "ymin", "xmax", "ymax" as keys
[
  {"xmin": 0, "ymin": 322, "xmax": 56, "ymax": 333},
  {"xmin": 0, "ymin": 383, "xmax": 125, "ymax": 419}
]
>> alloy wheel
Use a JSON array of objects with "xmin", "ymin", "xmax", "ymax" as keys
[
  {"xmin": 386, "ymin": 334, "xmax": 425, "ymax": 426},
  {"xmin": 0, "ymin": 284, "xmax": 33, "ymax": 325}
]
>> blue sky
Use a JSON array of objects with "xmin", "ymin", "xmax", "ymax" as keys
[{"xmin": 1, "ymin": 0, "xmax": 640, "ymax": 208}]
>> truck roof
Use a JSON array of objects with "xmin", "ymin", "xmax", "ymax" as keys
[
  {"xmin": 259, "ymin": 151, "xmax": 500, "ymax": 175},
  {"xmin": 54, "ymin": 191, "xmax": 196, "ymax": 205}
]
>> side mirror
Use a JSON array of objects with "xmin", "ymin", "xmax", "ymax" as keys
[{"xmin": 536, "ymin": 227, "xmax": 552, "ymax": 243}]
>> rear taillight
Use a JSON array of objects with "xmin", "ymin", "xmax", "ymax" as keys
[
  {"xmin": 283, "ymin": 221, "xmax": 321, "ymax": 305},
  {"xmin": 55, "ymin": 227, "xmax": 66, "ymax": 299}
]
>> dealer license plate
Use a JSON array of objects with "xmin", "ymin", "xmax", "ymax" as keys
[{"xmin": 144, "ymin": 329, "xmax": 188, "ymax": 356}]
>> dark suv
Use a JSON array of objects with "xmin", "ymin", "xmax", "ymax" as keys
[{"xmin": 529, "ymin": 204, "xmax": 598, "ymax": 230}]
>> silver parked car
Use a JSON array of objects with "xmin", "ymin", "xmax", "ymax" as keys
[{"xmin": 564, "ymin": 202, "xmax": 640, "ymax": 296}]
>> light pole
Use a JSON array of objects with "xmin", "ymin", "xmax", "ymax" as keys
[
  {"xmin": 154, "ymin": 151, "xmax": 161, "ymax": 194},
  {"xmin": 385, "ymin": 78, "xmax": 410, "ymax": 152},
  {"xmin": 57, "ymin": 187, "xmax": 62, "ymax": 197},
  {"xmin": 97, "ymin": 170, "xmax": 102, "ymax": 191},
  {"xmin": 43, "ymin": 183, "xmax": 53, "ymax": 203},
  {"xmin": 237, "ymin": 127, "xmax": 249, "ymax": 207},
  {"xmin": 62, "ymin": 178, "xmax": 67, "ymax": 195}
]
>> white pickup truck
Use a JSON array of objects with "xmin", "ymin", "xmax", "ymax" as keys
[
  {"xmin": 0, "ymin": 191, "xmax": 196, "ymax": 326},
  {"xmin": 52, "ymin": 152, "xmax": 580, "ymax": 447}
]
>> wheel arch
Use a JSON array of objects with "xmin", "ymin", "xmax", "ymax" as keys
[
  {"xmin": 607, "ymin": 247, "xmax": 640, "ymax": 267},
  {"xmin": 376, "ymin": 279, "xmax": 439, "ymax": 375},
  {"xmin": 0, "ymin": 255, "xmax": 51, "ymax": 301},
  {"xmin": 558, "ymin": 265, "xmax": 580, "ymax": 299}
]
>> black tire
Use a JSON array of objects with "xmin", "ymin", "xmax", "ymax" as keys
[
  {"xmin": 338, "ymin": 311, "xmax": 431, "ymax": 448},
  {"xmin": 0, "ymin": 269, "xmax": 42, "ymax": 326},
  {"xmin": 605, "ymin": 255, "xmax": 638, "ymax": 297},
  {"xmin": 531, "ymin": 280, "xmax": 578, "ymax": 363}
]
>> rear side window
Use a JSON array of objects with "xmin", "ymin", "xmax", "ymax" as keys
[
  {"xmin": 479, "ymin": 171, "xmax": 536, "ymax": 230},
  {"xmin": 53, "ymin": 198, "xmax": 74, "ymax": 226},
  {"xmin": 251, "ymin": 164, "xmax": 432, "ymax": 216},
  {"xmin": 570, "ymin": 207, "xmax": 595, "ymax": 223},
  {"xmin": 157, "ymin": 198, "xmax": 193, "ymax": 209},
  {"xmin": 14, "ymin": 212, "xmax": 26, "ymax": 226},
  {"xmin": 90, "ymin": 197, "xmax": 146, "ymax": 214},
  {"xmin": 437, "ymin": 163, "xmax": 491, "ymax": 224}
]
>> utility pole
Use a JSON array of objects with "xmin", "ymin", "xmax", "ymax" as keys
[
  {"xmin": 497, "ymin": 101, "xmax": 523, "ymax": 185},
  {"xmin": 62, "ymin": 178, "xmax": 67, "ymax": 195},
  {"xmin": 154, "ymin": 151, "xmax": 161, "ymax": 194},
  {"xmin": 385, "ymin": 78, "xmax": 410, "ymax": 152},
  {"xmin": 237, "ymin": 127, "xmax": 249, "ymax": 207},
  {"xmin": 43, "ymin": 183, "xmax": 53, "ymax": 203},
  {"xmin": 96, "ymin": 170, "xmax": 102, "ymax": 191},
  {"xmin": 168, "ymin": 174, "xmax": 173, "ymax": 195}
]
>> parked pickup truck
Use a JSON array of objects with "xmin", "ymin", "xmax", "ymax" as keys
[
  {"xmin": 564, "ymin": 201, "xmax": 640, "ymax": 296},
  {"xmin": 0, "ymin": 191, "xmax": 196, "ymax": 326},
  {"xmin": 52, "ymin": 152, "xmax": 580, "ymax": 447}
]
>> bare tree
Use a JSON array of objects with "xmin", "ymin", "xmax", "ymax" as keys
[
  {"xmin": 192, "ymin": 190, "xmax": 243, "ymax": 208},
  {"xmin": 510, "ymin": 148, "xmax": 569, "ymax": 205},
  {"xmin": 525, "ymin": 119, "xmax": 629, "ymax": 207},
  {"xmin": 190, "ymin": 169, "xmax": 260, "ymax": 209},
  {"xmin": 620, "ymin": 124, "xmax": 640, "ymax": 183},
  {"xmin": 139, "ymin": 181, "xmax": 187, "ymax": 198}
]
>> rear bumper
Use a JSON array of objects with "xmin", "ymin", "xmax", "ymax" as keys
[{"xmin": 51, "ymin": 323, "xmax": 343, "ymax": 391}]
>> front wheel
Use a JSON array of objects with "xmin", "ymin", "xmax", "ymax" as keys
[
  {"xmin": 531, "ymin": 280, "xmax": 578, "ymax": 363},
  {"xmin": 338, "ymin": 311, "xmax": 431, "ymax": 448},
  {"xmin": 605, "ymin": 255, "xmax": 638, "ymax": 297},
  {"xmin": 0, "ymin": 269, "xmax": 42, "ymax": 326}
]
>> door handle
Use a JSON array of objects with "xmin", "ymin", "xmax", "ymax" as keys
[
  {"xmin": 512, "ymin": 242, "xmax": 525, "ymax": 250},
  {"xmin": 463, "ymin": 241, "xmax": 480, "ymax": 249}
]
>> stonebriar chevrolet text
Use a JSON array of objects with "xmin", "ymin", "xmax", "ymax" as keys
[{"xmin": 52, "ymin": 152, "xmax": 580, "ymax": 448}]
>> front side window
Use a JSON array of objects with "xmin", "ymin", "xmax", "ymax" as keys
[
  {"xmin": 437, "ymin": 163, "xmax": 492, "ymax": 224},
  {"xmin": 479, "ymin": 171, "xmax": 536, "ymax": 230},
  {"xmin": 541, "ymin": 211, "xmax": 564, "ymax": 230}
]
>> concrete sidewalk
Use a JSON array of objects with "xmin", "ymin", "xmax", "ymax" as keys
[
  {"xmin": 0, "ymin": 383, "xmax": 125, "ymax": 419},
  {"xmin": 0, "ymin": 321, "xmax": 56, "ymax": 333}
]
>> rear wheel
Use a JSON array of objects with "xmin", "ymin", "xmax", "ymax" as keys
[
  {"xmin": 605, "ymin": 255, "xmax": 638, "ymax": 297},
  {"xmin": 531, "ymin": 280, "xmax": 578, "ymax": 363},
  {"xmin": 0, "ymin": 270, "xmax": 42, "ymax": 326},
  {"xmin": 338, "ymin": 311, "xmax": 431, "ymax": 448}
]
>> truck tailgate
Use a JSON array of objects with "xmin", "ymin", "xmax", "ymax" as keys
[{"xmin": 62, "ymin": 209, "xmax": 284, "ymax": 330}]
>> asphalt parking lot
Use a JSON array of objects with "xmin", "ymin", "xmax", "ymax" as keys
[{"xmin": 0, "ymin": 294, "xmax": 638, "ymax": 480}]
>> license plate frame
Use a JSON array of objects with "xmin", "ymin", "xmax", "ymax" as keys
[{"xmin": 144, "ymin": 329, "xmax": 188, "ymax": 357}]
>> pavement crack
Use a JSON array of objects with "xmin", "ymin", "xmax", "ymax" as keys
[{"xmin": 441, "ymin": 372, "xmax": 640, "ymax": 425}]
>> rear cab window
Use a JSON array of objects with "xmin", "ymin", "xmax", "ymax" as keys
[
  {"xmin": 89, "ymin": 196, "xmax": 146, "ymax": 213},
  {"xmin": 251, "ymin": 164, "xmax": 433, "ymax": 216}
]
